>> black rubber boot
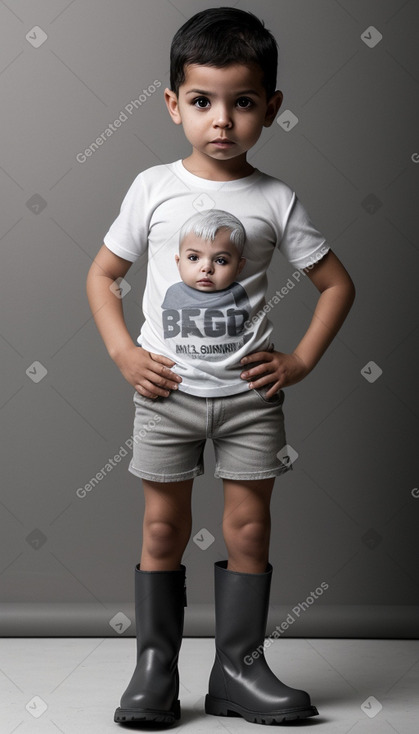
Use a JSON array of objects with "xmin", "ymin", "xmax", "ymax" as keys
[
  {"xmin": 114, "ymin": 564, "xmax": 186, "ymax": 725},
  {"xmin": 205, "ymin": 560, "xmax": 319, "ymax": 725}
]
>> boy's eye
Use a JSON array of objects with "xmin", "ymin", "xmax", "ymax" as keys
[
  {"xmin": 188, "ymin": 255, "xmax": 199, "ymax": 261},
  {"xmin": 193, "ymin": 97, "xmax": 210, "ymax": 109},
  {"xmin": 215, "ymin": 257, "xmax": 228, "ymax": 266},
  {"xmin": 236, "ymin": 97, "xmax": 254, "ymax": 109}
]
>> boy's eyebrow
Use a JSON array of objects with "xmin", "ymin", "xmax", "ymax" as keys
[
  {"xmin": 185, "ymin": 88, "xmax": 261, "ymax": 97},
  {"xmin": 185, "ymin": 247, "xmax": 232, "ymax": 257}
]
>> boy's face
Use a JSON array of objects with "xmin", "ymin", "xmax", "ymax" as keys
[
  {"xmin": 175, "ymin": 229, "xmax": 245, "ymax": 291},
  {"xmin": 165, "ymin": 63, "xmax": 282, "ymax": 173}
]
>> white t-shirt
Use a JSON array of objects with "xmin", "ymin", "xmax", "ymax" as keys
[{"xmin": 104, "ymin": 159, "xmax": 329, "ymax": 397}]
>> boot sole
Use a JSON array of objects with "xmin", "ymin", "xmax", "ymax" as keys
[
  {"xmin": 114, "ymin": 698, "xmax": 180, "ymax": 725},
  {"xmin": 205, "ymin": 694, "xmax": 318, "ymax": 724}
]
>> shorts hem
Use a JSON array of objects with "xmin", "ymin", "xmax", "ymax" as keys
[
  {"xmin": 214, "ymin": 465, "xmax": 292, "ymax": 480},
  {"xmin": 128, "ymin": 460, "xmax": 204, "ymax": 483}
]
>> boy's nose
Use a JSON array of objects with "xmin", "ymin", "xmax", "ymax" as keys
[
  {"xmin": 201, "ymin": 261, "xmax": 214, "ymax": 274},
  {"xmin": 213, "ymin": 105, "xmax": 233, "ymax": 128}
]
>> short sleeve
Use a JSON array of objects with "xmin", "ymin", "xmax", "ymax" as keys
[
  {"xmin": 278, "ymin": 192, "xmax": 330, "ymax": 269},
  {"xmin": 103, "ymin": 173, "xmax": 151, "ymax": 262}
]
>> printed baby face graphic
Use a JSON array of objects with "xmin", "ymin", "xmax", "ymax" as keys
[
  {"xmin": 175, "ymin": 229, "xmax": 246, "ymax": 292},
  {"xmin": 161, "ymin": 209, "xmax": 253, "ymax": 360}
]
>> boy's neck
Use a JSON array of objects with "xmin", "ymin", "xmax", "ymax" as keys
[{"xmin": 182, "ymin": 151, "xmax": 255, "ymax": 181}]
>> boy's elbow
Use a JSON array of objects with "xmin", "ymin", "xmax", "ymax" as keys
[
  {"xmin": 86, "ymin": 261, "xmax": 101, "ymax": 299},
  {"xmin": 346, "ymin": 276, "xmax": 356, "ymax": 307},
  {"xmin": 341, "ymin": 275, "xmax": 356, "ymax": 317},
  {"xmin": 86, "ymin": 264, "xmax": 95, "ymax": 293}
]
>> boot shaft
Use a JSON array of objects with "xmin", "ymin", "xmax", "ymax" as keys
[
  {"xmin": 213, "ymin": 560, "xmax": 272, "ymax": 655},
  {"xmin": 134, "ymin": 564, "xmax": 186, "ymax": 657}
]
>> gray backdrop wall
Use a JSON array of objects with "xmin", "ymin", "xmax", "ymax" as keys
[{"xmin": 1, "ymin": 0, "xmax": 418, "ymax": 638}]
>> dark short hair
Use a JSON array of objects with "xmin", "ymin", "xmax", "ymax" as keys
[{"xmin": 169, "ymin": 7, "xmax": 278, "ymax": 98}]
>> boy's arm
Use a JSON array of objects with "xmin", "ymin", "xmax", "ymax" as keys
[
  {"xmin": 240, "ymin": 250, "xmax": 355, "ymax": 398},
  {"xmin": 86, "ymin": 245, "xmax": 181, "ymax": 398}
]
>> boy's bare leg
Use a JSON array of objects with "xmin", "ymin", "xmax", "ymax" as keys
[
  {"xmin": 140, "ymin": 479, "xmax": 193, "ymax": 571},
  {"xmin": 222, "ymin": 478, "xmax": 275, "ymax": 573}
]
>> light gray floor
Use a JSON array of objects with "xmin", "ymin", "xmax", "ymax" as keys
[{"xmin": 1, "ymin": 638, "xmax": 418, "ymax": 733}]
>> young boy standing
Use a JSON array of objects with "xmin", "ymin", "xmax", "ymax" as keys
[{"xmin": 86, "ymin": 7, "xmax": 355, "ymax": 727}]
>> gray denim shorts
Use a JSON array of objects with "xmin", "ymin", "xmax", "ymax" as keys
[{"xmin": 128, "ymin": 386, "xmax": 291, "ymax": 483}]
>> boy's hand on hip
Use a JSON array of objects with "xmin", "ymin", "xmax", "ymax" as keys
[
  {"xmin": 115, "ymin": 345, "xmax": 182, "ymax": 398},
  {"xmin": 240, "ymin": 350, "xmax": 309, "ymax": 399}
]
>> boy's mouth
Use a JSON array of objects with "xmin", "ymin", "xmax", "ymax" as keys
[
  {"xmin": 197, "ymin": 278, "xmax": 214, "ymax": 286},
  {"xmin": 210, "ymin": 138, "xmax": 235, "ymax": 148}
]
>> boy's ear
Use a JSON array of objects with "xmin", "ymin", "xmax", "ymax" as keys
[
  {"xmin": 165, "ymin": 88, "xmax": 183, "ymax": 125},
  {"xmin": 263, "ymin": 90, "xmax": 283, "ymax": 128},
  {"xmin": 175, "ymin": 254, "xmax": 180, "ymax": 267},
  {"xmin": 237, "ymin": 257, "xmax": 246, "ymax": 275}
]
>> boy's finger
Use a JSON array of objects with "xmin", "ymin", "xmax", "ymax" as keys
[
  {"xmin": 136, "ymin": 380, "xmax": 170, "ymax": 398},
  {"xmin": 148, "ymin": 352, "xmax": 182, "ymax": 382},
  {"xmin": 240, "ymin": 351, "xmax": 271, "ymax": 364},
  {"xmin": 158, "ymin": 365, "xmax": 182, "ymax": 383},
  {"xmin": 144, "ymin": 368, "xmax": 179, "ymax": 390},
  {"xmin": 241, "ymin": 361, "xmax": 275, "ymax": 379},
  {"xmin": 241, "ymin": 365, "xmax": 266, "ymax": 379},
  {"xmin": 264, "ymin": 382, "xmax": 282, "ymax": 398},
  {"xmin": 149, "ymin": 351, "xmax": 176, "ymax": 367},
  {"xmin": 248, "ymin": 373, "xmax": 282, "ymax": 392}
]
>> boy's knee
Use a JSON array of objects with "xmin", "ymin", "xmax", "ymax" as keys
[
  {"xmin": 145, "ymin": 519, "xmax": 178, "ymax": 540},
  {"xmin": 144, "ymin": 520, "xmax": 184, "ymax": 558},
  {"xmin": 223, "ymin": 518, "xmax": 268, "ymax": 548}
]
